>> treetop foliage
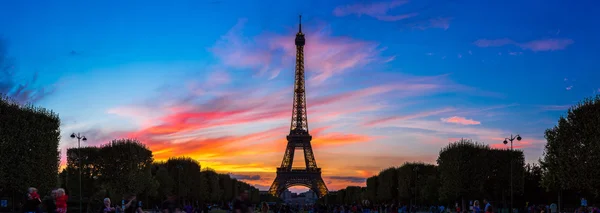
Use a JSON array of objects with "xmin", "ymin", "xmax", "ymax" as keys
[
  {"xmin": 541, "ymin": 94, "xmax": 600, "ymax": 196},
  {"xmin": 0, "ymin": 95, "xmax": 60, "ymax": 207}
]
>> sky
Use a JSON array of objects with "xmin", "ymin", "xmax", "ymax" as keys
[{"xmin": 1, "ymin": 0, "xmax": 600, "ymax": 193}]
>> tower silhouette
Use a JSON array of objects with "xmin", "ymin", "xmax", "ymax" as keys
[{"xmin": 268, "ymin": 16, "xmax": 328, "ymax": 198}]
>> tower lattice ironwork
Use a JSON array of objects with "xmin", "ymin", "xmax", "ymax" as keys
[{"xmin": 268, "ymin": 15, "xmax": 328, "ymax": 198}]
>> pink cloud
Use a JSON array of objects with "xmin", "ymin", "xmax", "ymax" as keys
[
  {"xmin": 211, "ymin": 19, "xmax": 385, "ymax": 83},
  {"xmin": 333, "ymin": 0, "xmax": 418, "ymax": 22},
  {"xmin": 474, "ymin": 38, "xmax": 574, "ymax": 52},
  {"xmin": 94, "ymin": 18, "xmax": 483, "ymax": 188},
  {"xmin": 519, "ymin": 39, "xmax": 574, "ymax": 51},
  {"xmin": 440, "ymin": 116, "xmax": 481, "ymax": 125}
]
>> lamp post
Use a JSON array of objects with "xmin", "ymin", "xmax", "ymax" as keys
[
  {"xmin": 503, "ymin": 134, "xmax": 522, "ymax": 213},
  {"xmin": 70, "ymin": 133, "xmax": 87, "ymax": 213}
]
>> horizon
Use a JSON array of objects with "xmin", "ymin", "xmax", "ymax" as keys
[{"xmin": 2, "ymin": 0, "xmax": 599, "ymax": 193}]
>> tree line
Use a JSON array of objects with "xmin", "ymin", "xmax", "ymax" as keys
[
  {"xmin": 321, "ymin": 141, "xmax": 526, "ymax": 208},
  {"xmin": 0, "ymin": 95, "xmax": 277, "ymax": 212},
  {"xmin": 0, "ymin": 96, "xmax": 61, "ymax": 212},
  {"xmin": 322, "ymin": 95, "xmax": 600, "ymax": 211},
  {"xmin": 59, "ymin": 139, "xmax": 273, "ymax": 212}
]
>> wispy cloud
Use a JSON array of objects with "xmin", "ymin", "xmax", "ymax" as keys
[
  {"xmin": 328, "ymin": 176, "xmax": 366, "ymax": 183},
  {"xmin": 441, "ymin": 116, "xmax": 481, "ymax": 125},
  {"xmin": 230, "ymin": 174, "xmax": 262, "ymax": 181},
  {"xmin": 333, "ymin": 0, "xmax": 418, "ymax": 21},
  {"xmin": 364, "ymin": 108, "xmax": 455, "ymax": 126},
  {"xmin": 96, "ymin": 20, "xmax": 465, "ymax": 178},
  {"xmin": 412, "ymin": 17, "xmax": 452, "ymax": 30},
  {"xmin": 211, "ymin": 19, "xmax": 385, "ymax": 83},
  {"xmin": 474, "ymin": 38, "xmax": 574, "ymax": 52},
  {"xmin": 539, "ymin": 105, "xmax": 571, "ymax": 111},
  {"xmin": 1, "ymin": 40, "xmax": 54, "ymax": 104}
]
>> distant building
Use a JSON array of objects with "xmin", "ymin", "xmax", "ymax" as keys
[
  {"xmin": 281, "ymin": 189, "xmax": 293, "ymax": 200},
  {"xmin": 281, "ymin": 189, "xmax": 317, "ymax": 205}
]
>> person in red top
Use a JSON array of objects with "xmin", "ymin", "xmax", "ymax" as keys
[
  {"xmin": 55, "ymin": 188, "xmax": 68, "ymax": 213},
  {"xmin": 456, "ymin": 203, "xmax": 461, "ymax": 213},
  {"xmin": 23, "ymin": 187, "xmax": 42, "ymax": 213}
]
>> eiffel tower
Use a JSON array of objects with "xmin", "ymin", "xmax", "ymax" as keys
[{"xmin": 268, "ymin": 16, "xmax": 328, "ymax": 198}]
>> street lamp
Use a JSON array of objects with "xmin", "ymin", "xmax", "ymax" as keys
[
  {"xmin": 503, "ymin": 134, "xmax": 521, "ymax": 213},
  {"xmin": 70, "ymin": 133, "xmax": 87, "ymax": 213}
]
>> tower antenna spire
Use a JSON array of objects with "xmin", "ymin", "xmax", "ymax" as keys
[{"xmin": 299, "ymin": 14, "xmax": 302, "ymax": 33}]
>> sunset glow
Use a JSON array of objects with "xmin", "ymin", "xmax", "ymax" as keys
[{"xmin": 2, "ymin": 0, "xmax": 599, "ymax": 192}]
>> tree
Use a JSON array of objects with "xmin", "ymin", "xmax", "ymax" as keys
[
  {"xmin": 154, "ymin": 164, "xmax": 174, "ymax": 199},
  {"xmin": 95, "ymin": 139, "xmax": 154, "ymax": 201},
  {"xmin": 438, "ymin": 139, "xmax": 488, "ymax": 203},
  {"xmin": 219, "ymin": 174, "xmax": 235, "ymax": 201},
  {"xmin": 438, "ymin": 139, "xmax": 524, "ymax": 208},
  {"xmin": 164, "ymin": 157, "xmax": 202, "ymax": 201},
  {"xmin": 397, "ymin": 162, "xmax": 438, "ymax": 206},
  {"xmin": 366, "ymin": 176, "xmax": 378, "ymax": 202},
  {"xmin": 201, "ymin": 169, "xmax": 221, "ymax": 202},
  {"xmin": 522, "ymin": 163, "xmax": 548, "ymax": 204},
  {"xmin": 0, "ymin": 95, "xmax": 60, "ymax": 211},
  {"xmin": 376, "ymin": 167, "xmax": 398, "ymax": 202},
  {"xmin": 540, "ymin": 95, "xmax": 600, "ymax": 197},
  {"xmin": 65, "ymin": 146, "xmax": 103, "ymax": 208}
]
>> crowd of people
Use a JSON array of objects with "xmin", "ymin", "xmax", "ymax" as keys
[
  {"xmin": 16, "ymin": 186, "xmax": 598, "ymax": 213},
  {"xmin": 22, "ymin": 187, "xmax": 68, "ymax": 213}
]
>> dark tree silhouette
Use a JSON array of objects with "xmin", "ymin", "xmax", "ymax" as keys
[{"xmin": 541, "ymin": 94, "xmax": 600, "ymax": 197}]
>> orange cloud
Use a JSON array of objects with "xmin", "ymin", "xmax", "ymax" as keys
[
  {"xmin": 90, "ymin": 20, "xmax": 474, "ymax": 192},
  {"xmin": 441, "ymin": 116, "xmax": 481, "ymax": 125},
  {"xmin": 312, "ymin": 133, "xmax": 374, "ymax": 147}
]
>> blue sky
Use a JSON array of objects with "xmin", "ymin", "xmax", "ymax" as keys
[{"xmin": 1, "ymin": 0, "xmax": 599, "ymax": 190}]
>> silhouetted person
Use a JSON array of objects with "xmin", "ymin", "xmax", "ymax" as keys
[
  {"xmin": 122, "ymin": 194, "xmax": 142, "ymax": 213},
  {"xmin": 43, "ymin": 190, "xmax": 57, "ymax": 213},
  {"xmin": 232, "ymin": 190, "xmax": 251, "ymax": 213},
  {"xmin": 161, "ymin": 195, "xmax": 176, "ymax": 213},
  {"xmin": 23, "ymin": 187, "xmax": 41, "ymax": 213},
  {"xmin": 100, "ymin": 198, "xmax": 116, "ymax": 213}
]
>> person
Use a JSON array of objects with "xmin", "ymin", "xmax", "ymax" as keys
[
  {"xmin": 260, "ymin": 202, "xmax": 269, "ymax": 213},
  {"xmin": 161, "ymin": 195, "xmax": 176, "ymax": 213},
  {"xmin": 485, "ymin": 205, "xmax": 492, "ymax": 213},
  {"xmin": 232, "ymin": 190, "xmax": 251, "ymax": 213},
  {"xmin": 23, "ymin": 187, "xmax": 42, "ymax": 213},
  {"xmin": 472, "ymin": 200, "xmax": 481, "ymax": 213},
  {"xmin": 122, "ymin": 194, "xmax": 142, "ymax": 213},
  {"xmin": 101, "ymin": 198, "xmax": 116, "ymax": 213},
  {"xmin": 43, "ymin": 190, "xmax": 57, "ymax": 213},
  {"xmin": 183, "ymin": 201, "xmax": 192, "ymax": 213},
  {"xmin": 483, "ymin": 199, "xmax": 491, "ymax": 213},
  {"xmin": 550, "ymin": 203, "xmax": 557, "ymax": 213},
  {"xmin": 55, "ymin": 188, "xmax": 68, "ymax": 213},
  {"xmin": 455, "ymin": 203, "xmax": 461, "ymax": 213}
]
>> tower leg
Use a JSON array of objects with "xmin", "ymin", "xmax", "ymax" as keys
[{"xmin": 311, "ymin": 177, "xmax": 328, "ymax": 198}]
